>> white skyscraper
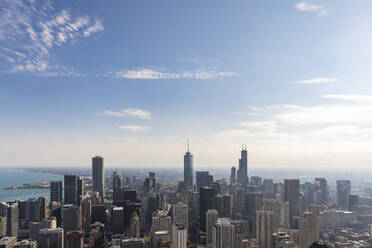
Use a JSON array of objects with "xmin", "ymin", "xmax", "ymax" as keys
[{"xmin": 212, "ymin": 218, "xmax": 235, "ymax": 248}]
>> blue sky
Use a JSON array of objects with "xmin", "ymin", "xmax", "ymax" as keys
[{"xmin": 1, "ymin": 0, "xmax": 372, "ymax": 168}]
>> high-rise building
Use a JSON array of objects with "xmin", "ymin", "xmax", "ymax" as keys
[
  {"xmin": 113, "ymin": 170, "xmax": 122, "ymax": 203},
  {"xmin": 263, "ymin": 179, "xmax": 274, "ymax": 199},
  {"xmin": 172, "ymin": 224, "xmax": 187, "ymax": 248},
  {"xmin": 77, "ymin": 176, "xmax": 83, "ymax": 206},
  {"xmin": 314, "ymin": 178, "xmax": 328, "ymax": 205},
  {"xmin": 64, "ymin": 175, "xmax": 77, "ymax": 205},
  {"xmin": 63, "ymin": 205, "xmax": 81, "ymax": 232},
  {"xmin": 284, "ymin": 179, "xmax": 300, "ymax": 228},
  {"xmin": 111, "ymin": 207, "xmax": 125, "ymax": 235},
  {"xmin": 0, "ymin": 217, "xmax": 6, "ymax": 238},
  {"xmin": 212, "ymin": 218, "xmax": 235, "ymax": 248},
  {"xmin": 298, "ymin": 212, "xmax": 319, "ymax": 248},
  {"xmin": 200, "ymin": 186, "xmax": 216, "ymax": 232},
  {"xmin": 6, "ymin": 202, "xmax": 18, "ymax": 237},
  {"xmin": 0, "ymin": 237, "xmax": 17, "ymax": 248},
  {"xmin": 92, "ymin": 156, "xmax": 105, "ymax": 203},
  {"xmin": 38, "ymin": 228, "xmax": 64, "ymax": 248},
  {"xmin": 196, "ymin": 171, "xmax": 213, "ymax": 192},
  {"xmin": 237, "ymin": 144, "xmax": 248, "ymax": 187},
  {"xmin": 337, "ymin": 180, "xmax": 351, "ymax": 210},
  {"xmin": 50, "ymin": 181, "xmax": 63, "ymax": 203},
  {"xmin": 230, "ymin": 167, "xmax": 236, "ymax": 185},
  {"xmin": 256, "ymin": 210, "xmax": 274, "ymax": 248},
  {"xmin": 173, "ymin": 202, "xmax": 188, "ymax": 231},
  {"xmin": 184, "ymin": 140, "xmax": 194, "ymax": 190},
  {"xmin": 206, "ymin": 209, "xmax": 218, "ymax": 246},
  {"xmin": 244, "ymin": 192, "xmax": 262, "ymax": 237}
]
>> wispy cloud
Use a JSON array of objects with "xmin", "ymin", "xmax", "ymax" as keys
[
  {"xmin": 294, "ymin": 77, "xmax": 340, "ymax": 84},
  {"xmin": 0, "ymin": 0, "xmax": 104, "ymax": 75},
  {"xmin": 114, "ymin": 68, "xmax": 239, "ymax": 80},
  {"xmin": 295, "ymin": 2, "xmax": 330, "ymax": 17},
  {"xmin": 102, "ymin": 108, "xmax": 152, "ymax": 120},
  {"xmin": 118, "ymin": 125, "xmax": 152, "ymax": 133}
]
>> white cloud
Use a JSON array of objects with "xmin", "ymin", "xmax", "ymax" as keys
[
  {"xmin": 322, "ymin": 94, "xmax": 372, "ymax": 102},
  {"xmin": 295, "ymin": 2, "xmax": 330, "ymax": 17},
  {"xmin": 0, "ymin": 0, "xmax": 104, "ymax": 74},
  {"xmin": 118, "ymin": 125, "xmax": 152, "ymax": 133},
  {"xmin": 114, "ymin": 68, "xmax": 239, "ymax": 80},
  {"xmin": 103, "ymin": 108, "xmax": 152, "ymax": 120},
  {"xmin": 294, "ymin": 77, "xmax": 340, "ymax": 84}
]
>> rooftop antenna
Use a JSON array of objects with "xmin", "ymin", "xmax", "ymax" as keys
[
  {"xmin": 242, "ymin": 141, "xmax": 244, "ymax": 150},
  {"xmin": 187, "ymin": 137, "xmax": 190, "ymax": 152},
  {"xmin": 245, "ymin": 141, "xmax": 247, "ymax": 150}
]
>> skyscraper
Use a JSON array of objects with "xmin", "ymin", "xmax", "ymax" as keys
[
  {"xmin": 50, "ymin": 181, "xmax": 63, "ymax": 203},
  {"xmin": 230, "ymin": 167, "xmax": 236, "ymax": 185},
  {"xmin": 315, "ymin": 178, "xmax": 328, "ymax": 205},
  {"xmin": 200, "ymin": 186, "xmax": 216, "ymax": 232},
  {"xmin": 172, "ymin": 224, "xmax": 187, "ymax": 248},
  {"xmin": 206, "ymin": 209, "xmax": 218, "ymax": 246},
  {"xmin": 337, "ymin": 180, "xmax": 351, "ymax": 210},
  {"xmin": 6, "ymin": 203, "xmax": 18, "ymax": 237},
  {"xmin": 212, "ymin": 218, "xmax": 235, "ymax": 248},
  {"xmin": 298, "ymin": 212, "xmax": 319, "ymax": 248},
  {"xmin": 256, "ymin": 210, "xmax": 274, "ymax": 248},
  {"xmin": 64, "ymin": 175, "xmax": 78, "ymax": 206},
  {"xmin": 196, "ymin": 171, "xmax": 213, "ymax": 192},
  {"xmin": 184, "ymin": 140, "xmax": 193, "ymax": 190},
  {"xmin": 173, "ymin": 202, "xmax": 188, "ymax": 231},
  {"xmin": 113, "ymin": 170, "xmax": 122, "ymax": 203},
  {"xmin": 237, "ymin": 144, "xmax": 248, "ymax": 187},
  {"xmin": 92, "ymin": 156, "xmax": 105, "ymax": 203},
  {"xmin": 284, "ymin": 179, "xmax": 300, "ymax": 228}
]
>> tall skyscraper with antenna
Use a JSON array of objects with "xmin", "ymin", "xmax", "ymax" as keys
[
  {"xmin": 184, "ymin": 138, "xmax": 194, "ymax": 190},
  {"xmin": 237, "ymin": 142, "xmax": 248, "ymax": 187}
]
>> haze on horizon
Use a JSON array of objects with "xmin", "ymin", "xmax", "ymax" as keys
[{"xmin": 1, "ymin": 0, "xmax": 372, "ymax": 169}]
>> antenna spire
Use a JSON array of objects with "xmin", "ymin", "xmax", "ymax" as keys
[
  {"xmin": 242, "ymin": 141, "xmax": 244, "ymax": 150},
  {"xmin": 187, "ymin": 137, "xmax": 190, "ymax": 152},
  {"xmin": 245, "ymin": 141, "xmax": 247, "ymax": 150}
]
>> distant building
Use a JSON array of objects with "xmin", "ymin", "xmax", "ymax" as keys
[
  {"xmin": 172, "ymin": 202, "xmax": 188, "ymax": 231},
  {"xmin": 230, "ymin": 166, "xmax": 236, "ymax": 185},
  {"xmin": 50, "ymin": 181, "xmax": 63, "ymax": 203},
  {"xmin": 92, "ymin": 156, "xmax": 105, "ymax": 203},
  {"xmin": 64, "ymin": 175, "xmax": 77, "ymax": 205},
  {"xmin": 200, "ymin": 186, "xmax": 216, "ymax": 232},
  {"xmin": 314, "ymin": 178, "xmax": 328, "ymax": 205},
  {"xmin": 6, "ymin": 203, "xmax": 18, "ymax": 237},
  {"xmin": 237, "ymin": 145, "xmax": 248, "ymax": 187},
  {"xmin": 112, "ymin": 171, "xmax": 122, "ymax": 203},
  {"xmin": 63, "ymin": 205, "xmax": 81, "ymax": 232},
  {"xmin": 111, "ymin": 207, "xmax": 125, "ymax": 235},
  {"xmin": 184, "ymin": 140, "xmax": 194, "ymax": 190},
  {"xmin": 337, "ymin": 180, "xmax": 351, "ymax": 210},
  {"xmin": 196, "ymin": 171, "xmax": 213, "ymax": 192},
  {"xmin": 284, "ymin": 179, "xmax": 300, "ymax": 228}
]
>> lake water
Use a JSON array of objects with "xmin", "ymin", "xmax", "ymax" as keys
[{"xmin": 0, "ymin": 168, "xmax": 63, "ymax": 202}]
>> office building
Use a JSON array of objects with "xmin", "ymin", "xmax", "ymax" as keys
[
  {"xmin": 172, "ymin": 224, "xmax": 187, "ymax": 248},
  {"xmin": 113, "ymin": 170, "xmax": 122, "ymax": 203},
  {"xmin": 111, "ymin": 207, "xmax": 125, "ymax": 235},
  {"xmin": 173, "ymin": 202, "xmax": 188, "ymax": 231},
  {"xmin": 237, "ymin": 145, "xmax": 248, "ymax": 187},
  {"xmin": 337, "ymin": 180, "xmax": 351, "ymax": 210},
  {"xmin": 206, "ymin": 209, "xmax": 218, "ymax": 246},
  {"xmin": 196, "ymin": 171, "xmax": 213, "ymax": 192},
  {"xmin": 230, "ymin": 166, "xmax": 236, "ymax": 185},
  {"xmin": 256, "ymin": 210, "xmax": 274, "ymax": 248},
  {"xmin": 212, "ymin": 218, "xmax": 235, "ymax": 248},
  {"xmin": 64, "ymin": 175, "xmax": 77, "ymax": 206},
  {"xmin": 50, "ymin": 181, "xmax": 63, "ymax": 203},
  {"xmin": 298, "ymin": 212, "xmax": 319, "ymax": 248},
  {"xmin": 184, "ymin": 140, "xmax": 194, "ymax": 190},
  {"xmin": 284, "ymin": 179, "xmax": 300, "ymax": 228},
  {"xmin": 92, "ymin": 156, "xmax": 105, "ymax": 203},
  {"xmin": 63, "ymin": 205, "xmax": 81, "ymax": 232},
  {"xmin": 0, "ymin": 237, "xmax": 17, "ymax": 248},
  {"xmin": 200, "ymin": 186, "xmax": 216, "ymax": 232},
  {"xmin": 6, "ymin": 202, "xmax": 18, "ymax": 237},
  {"xmin": 314, "ymin": 178, "xmax": 328, "ymax": 205}
]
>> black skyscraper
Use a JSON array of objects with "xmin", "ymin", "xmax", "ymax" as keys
[
  {"xmin": 200, "ymin": 186, "xmax": 216, "ymax": 232},
  {"xmin": 284, "ymin": 179, "xmax": 300, "ymax": 228}
]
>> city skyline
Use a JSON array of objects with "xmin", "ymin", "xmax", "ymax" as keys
[{"xmin": 2, "ymin": 0, "xmax": 372, "ymax": 169}]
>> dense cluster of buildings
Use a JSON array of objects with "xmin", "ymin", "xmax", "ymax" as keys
[{"xmin": 0, "ymin": 147, "xmax": 372, "ymax": 247}]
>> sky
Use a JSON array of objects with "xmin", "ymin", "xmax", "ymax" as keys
[{"xmin": 1, "ymin": 0, "xmax": 372, "ymax": 169}]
